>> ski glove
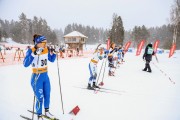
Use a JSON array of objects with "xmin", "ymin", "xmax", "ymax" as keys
[
  {"xmin": 54, "ymin": 46, "xmax": 60, "ymax": 53},
  {"xmin": 114, "ymin": 48, "xmax": 118, "ymax": 52},
  {"xmin": 98, "ymin": 56, "xmax": 103, "ymax": 60},
  {"xmin": 104, "ymin": 50, "xmax": 109, "ymax": 55},
  {"xmin": 34, "ymin": 47, "xmax": 44, "ymax": 55},
  {"xmin": 93, "ymin": 73, "xmax": 97, "ymax": 79}
]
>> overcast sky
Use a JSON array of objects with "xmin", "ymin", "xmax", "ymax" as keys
[{"xmin": 0, "ymin": 0, "xmax": 174, "ymax": 31}]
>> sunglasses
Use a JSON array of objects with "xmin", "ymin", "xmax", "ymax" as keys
[
  {"xmin": 41, "ymin": 42, "xmax": 47, "ymax": 45},
  {"xmin": 39, "ymin": 42, "xmax": 47, "ymax": 47}
]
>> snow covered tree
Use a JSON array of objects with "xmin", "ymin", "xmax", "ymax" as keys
[
  {"xmin": 170, "ymin": 0, "xmax": 180, "ymax": 49},
  {"xmin": 10, "ymin": 21, "xmax": 22, "ymax": 43},
  {"xmin": 109, "ymin": 13, "xmax": 124, "ymax": 45},
  {"xmin": 19, "ymin": 13, "xmax": 29, "ymax": 43},
  {"xmin": 0, "ymin": 19, "xmax": 9, "ymax": 41},
  {"xmin": 0, "ymin": 13, "xmax": 59, "ymax": 44},
  {"xmin": 54, "ymin": 29, "xmax": 64, "ymax": 44},
  {"xmin": 131, "ymin": 25, "xmax": 149, "ymax": 47}
]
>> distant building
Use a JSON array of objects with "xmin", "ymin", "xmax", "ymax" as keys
[{"xmin": 63, "ymin": 31, "xmax": 88, "ymax": 51}]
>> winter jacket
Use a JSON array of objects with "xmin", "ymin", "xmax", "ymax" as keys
[{"xmin": 143, "ymin": 44, "xmax": 155, "ymax": 61}]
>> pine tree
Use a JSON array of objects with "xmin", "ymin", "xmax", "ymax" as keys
[
  {"xmin": 109, "ymin": 13, "xmax": 124, "ymax": 45},
  {"xmin": 170, "ymin": 0, "xmax": 180, "ymax": 49},
  {"xmin": 19, "ymin": 12, "xmax": 29, "ymax": 43}
]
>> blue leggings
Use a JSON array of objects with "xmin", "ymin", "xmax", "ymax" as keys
[
  {"xmin": 31, "ymin": 72, "xmax": 51, "ymax": 115},
  {"xmin": 88, "ymin": 63, "xmax": 97, "ymax": 84}
]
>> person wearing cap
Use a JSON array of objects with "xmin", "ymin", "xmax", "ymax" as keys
[
  {"xmin": 113, "ymin": 45, "xmax": 118, "ymax": 68},
  {"xmin": 121, "ymin": 47, "xmax": 125, "ymax": 62},
  {"xmin": 142, "ymin": 43, "xmax": 155, "ymax": 73},
  {"xmin": 108, "ymin": 42, "xmax": 117, "ymax": 76},
  {"xmin": 23, "ymin": 34, "xmax": 59, "ymax": 120},
  {"xmin": 88, "ymin": 47, "xmax": 107, "ymax": 90},
  {"xmin": 117, "ymin": 45, "xmax": 123, "ymax": 65}
]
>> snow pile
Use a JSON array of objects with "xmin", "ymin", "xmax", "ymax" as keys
[{"xmin": 5, "ymin": 38, "xmax": 19, "ymax": 44}]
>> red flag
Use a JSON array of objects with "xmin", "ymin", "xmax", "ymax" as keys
[
  {"xmin": 69, "ymin": 105, "xmax": 80, "ymax": 115},
  {"xmin": 153, "ymin": 40, "xmax": 160, "ymax": 53},
  {"xmin": 107, "ymin": 38, "xmax": 110, "ymax": 50},
  {"xmin": 124, "ymin": 41, "xmax": 131, "ymax": 53},
  {"xmin": 136, "ymin": 40, "xmax": 146, "ymax": 56},
  {"xmin": 169, "ymin": 43, "xmax": 176, "ymax": 58}
]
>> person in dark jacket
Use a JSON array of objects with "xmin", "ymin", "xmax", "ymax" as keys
[{"xmin": 142, "ymin": 43, "xmax": 155, "ymax": 72}]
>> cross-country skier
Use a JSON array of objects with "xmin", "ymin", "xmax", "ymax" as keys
[
  {"xmin": 113, "ymin": 45, "xmax": 118, "ymax": 68},
  {"xmin": 117, "ymin": 45, "xmax": 123, "ymax": 65},
  {"xmin": 23, "ymin": 34, "xmax": 59, "ymax": 120},
  {"xmin": 121, "ymin": 46, "xmax": 125, "ymax": 62},
  {"xmin": 88, "ymin": 47, "xmax": 107, "ymax": 90},
  {"xmin": 108, "ymin": 42, "xmax": 117, "ymax": 76},
  {"xmin": 142, "ymin": 43, "xmax": 155, "ymax": 73}
]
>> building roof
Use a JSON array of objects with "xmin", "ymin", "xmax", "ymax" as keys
[{"xmin": 63, "ymin": 31, "xmax": 88, "ymax": 38}]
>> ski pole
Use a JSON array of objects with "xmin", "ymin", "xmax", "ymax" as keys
[
  {"xmin": 96, "ymin": 59, "xmax": 105, "ymax": 85},
  {"xmin": 93, "ymin": 44, "xmax": 101, "ymax": 54},
  {"xmin": 56, "ymin": 53, "xmax": 65, "ymax": 114},
  {"xmin": 32, "ymin": 55, "xmax": 40, "ymax": 120},
  {"xmin": 32, "ymin": 96, "xmax": 35, "ymax": 120},
  {"xmin": 152, "ymin": 62, "xmax": 175, "ymax": 84},
  {"xmin": 155, "ymin": 54, "xmax": 159, "ymax": 63},
  {"xmin": 99, "ymin": 58, "xmax": 107, "ymax": 86},
  {"xmin": 113, "ymin": 58, "xmax": 119, "ymax": 73}
]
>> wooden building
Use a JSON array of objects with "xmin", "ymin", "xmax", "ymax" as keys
[{"xmin": 63, "ymin": 31, "xmax": 88, "ymax": 51}]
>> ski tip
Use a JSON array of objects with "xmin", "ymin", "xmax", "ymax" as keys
[{"xmin": 20, "ymin": 115, "xmax": 32, "ymax": 120}]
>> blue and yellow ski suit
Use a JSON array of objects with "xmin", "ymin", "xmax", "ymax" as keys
[
  {"xmin": 23, "ymin": 47, "xmax": 56, "ymax": 115},
  {"xmin": 89, "ymin": 51, "xmax": 106, "ymax": 84}
]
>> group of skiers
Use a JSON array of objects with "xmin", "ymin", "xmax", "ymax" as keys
[
  {"xmin": 23, "ymin": 34, "xmax": 155, "ymax": 120},
  {"xmin": 87, "ymin": 42, "xmax": 126, "ymax": 90}
]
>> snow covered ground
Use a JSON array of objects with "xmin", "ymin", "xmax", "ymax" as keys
[{"xmin": 0, "ymin": 50, "xmax": 180, "ymax": 120}]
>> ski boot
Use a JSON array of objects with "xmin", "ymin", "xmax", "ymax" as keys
[
  {"xmin": 109, "ymin": 71, "xmax": 115, "ymax": 76},
  {"xmin": 108, "ymin": 71, "xmax": 112, "ymax": 76},
  {"xmin": 87, "ymin": 83, "xmax": 95, "ymax": 90},
  {"xmin": 93, "ymin": 82, "xmax": 100, "ymax": 89},
  {"xmin": 45, "ymin": 108, "xmax": 54, "ymax": 119},
  {"xmin": 37, "ymin": 115, "xmax": 43, "ymax": 120}
]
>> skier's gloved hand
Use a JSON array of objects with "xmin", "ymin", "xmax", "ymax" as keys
[
  {"xmin": 98, "ymin": 56, "xmax": 103, "ymax": 60},
  {"xmin": 142, "ymin": 57, "xmax": 145, "ymax": 61},
  {"xmin": 114, "ymin": 48, "xmax": 118, "ymax": 52},
  {"xmin": 93, "ymin": 73, "xmax": 97, "ymax": 79},
  {"xmin": 50, "ymin": 48, "xmax": 54, "ymax": 53},
  {"xmin": 142, "ymin": 56, "xmax": 145, "ymax": 60},
  {"xmin": 54, "ymin": 46, "xmax": 60, "ymax": 53},
  {"xmin": 104, "ymin": 50, "xmax": 109, "ymax": 55},
  {"xmin": 34, "ymin": 47, "xmax": 44, "ymax": 55}
]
